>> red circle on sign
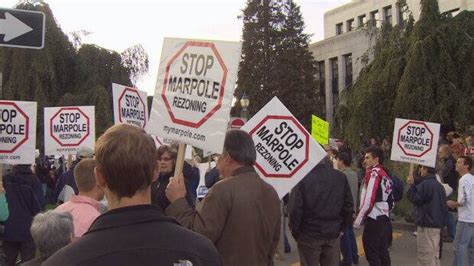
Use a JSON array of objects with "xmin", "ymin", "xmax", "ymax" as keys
[
  {"xmin": 396, "ymin": 120, "xmax": 434, "ymax": 157},
  {"xmin": 118, "ymin": 87, "xmax": 147, "ymax": 128},
  {"xmin": 161, "ymin": 41, "xmax": 228, "ymax": 128},
  {"xmin": 0, "ymin": 101, "xmax": 29, "ymax": 153},
  {"xmin": 249, "ymin": 115, "xmax": 310, "ymax": 178},
  {"xmin": 50, "ymin": 107, "xmax": 90, "ymax": 147}
]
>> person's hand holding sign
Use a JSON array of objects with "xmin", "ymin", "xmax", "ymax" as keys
[{"xmin": 166, "ymin": 173, "xmax": 187, "ymax": 203}]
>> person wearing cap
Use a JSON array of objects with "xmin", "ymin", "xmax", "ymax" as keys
[{"xmin": 54, "ymin": 147, "xmax": 94, "ymax": 203}]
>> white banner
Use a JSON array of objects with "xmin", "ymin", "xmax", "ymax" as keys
[
  {"xmin": 112, "ymin": 83, "xmax": 148, "ymax": 128},
  {"xmin": 241, "ymin": 97, "xmax": 326, "ymax": 199},
  {"xmin": 147, "ymin": 37, "xmax": 241, "ymax": 154},
  {"xmin": 44, "ymin": 106, "xmax": 95, "ymax": 156},
  {"xmin": 390, "ymin": 118, "xmax": 440, "ymax": 168},
  {"xmin": 0, "ymin": 101, "xmax": 37, "ymax": 164}
]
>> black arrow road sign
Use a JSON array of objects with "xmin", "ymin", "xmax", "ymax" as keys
[{"xmin": 0, "ymin": 8, "xmax": 45, "ymax": 49}]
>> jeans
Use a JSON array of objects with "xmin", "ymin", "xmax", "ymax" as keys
[
  {"xmin": 453, "ymin": 221, "xmax": 474, "ymax": 266},
  {"xmin": 340, "ymin": 225, "xmax": 359, "ymax": 265},
  {"xmin": 447, "ymin": 211, "xmax": 457, "ymax": 239}
]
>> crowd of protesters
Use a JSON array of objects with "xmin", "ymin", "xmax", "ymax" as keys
[{"xmin": 0, "ymin": 124, "xmax": 472, "ymax": 266}]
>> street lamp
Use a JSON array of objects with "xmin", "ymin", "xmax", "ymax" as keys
[{"xmin": 240, "ymin": 93, "xmax": 250, "ymax": 121}]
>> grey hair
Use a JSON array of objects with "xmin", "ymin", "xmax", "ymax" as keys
[
  {"xmin": 223, "ymin": 130, "xmax": 256, "ymax": 166},
  {"xmin": 30, "ymin": 211, "xmax": 74, "ymax": 260}
]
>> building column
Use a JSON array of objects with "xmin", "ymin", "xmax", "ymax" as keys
[{"xmin": 325, "ymin": 59, "xmax": 333, "ymax": 127}]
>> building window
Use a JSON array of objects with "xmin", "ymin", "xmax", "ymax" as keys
[
  {"xmin": 370, "ymin": 10, "xmax": 379, "ymax": 27},
  {"xmin": 330, "ymin": 58, "xmax": 338, "ymax": 95},
  {"xmin": 384, "ymin": 6, "xmax": 392, "ymax": 25},
  {"xmin": 336, "ymin": 23, "xmax": 343, "ymax": 35},
  {"xmin": 318, "ymin": 61, "xmax": 326, "ymax": 97},
  {"xmin": 397, "ymin": 2, "xmax": 405, "ymax": 26},
  {"xmin": 344, "ymin": 54, "xmax": 352, "ymax": 89},
  {"xmin": 358, "ymin": 14, "xmax": 366, "ymax": 28},
  {"xmin": 346, "ymin": 19, "xmax": 354, "ymax": 32}
]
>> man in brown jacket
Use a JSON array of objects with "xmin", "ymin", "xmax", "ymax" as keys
[{"xmin": 166, "ymin": 129, "xmax": 281, "ymax": 266}]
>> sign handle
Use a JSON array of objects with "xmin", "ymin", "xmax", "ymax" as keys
[
  {"xmin": 208, "ymin": 156, "xmax": 212, "ymax": 168},
  {"xmin": 67, "ymin": 154, "xmax": 72, "ymax": 170},
  {"xmin": 409, "ymin": 163, "xmax": 415, "ymax": 178},
  {"xmin": 174, "ymin": 143, "xmax": 186, "ymax": 182}
]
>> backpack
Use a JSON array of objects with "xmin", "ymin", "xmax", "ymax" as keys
[{"xmin": 390, "ymin": 174, "xmax": 404, "ymax": 202}]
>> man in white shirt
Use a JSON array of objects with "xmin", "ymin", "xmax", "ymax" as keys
[{"xmin": 447, "ymin": 156, "xmax": 474, "ymax": 266}]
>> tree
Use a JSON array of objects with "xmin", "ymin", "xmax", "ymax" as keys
[
  {"xmin": 272, "ymin": 1, "xmax": 320, "ymax": 129},
  {"xmin": 236, "ymin": 0, "xmax": 320, "ymax": 129},
  {"xmin": 0, "ymin": 2, "xmax": 149, "ymax": 151},
  {"xmin": 335, "ymin": 0, "xmax": 474, "ymax": 148},
  {"xmin": 235, "ymin": 0, "xmax": 283, "ymax": 117}
]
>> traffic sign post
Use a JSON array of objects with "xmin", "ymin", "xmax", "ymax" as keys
[
  {"xmin": 0, "ymin": 100, "xmax": 37, "ymax": 164},
  {"xmin": 0, "ymin": 8, "xmax": 45, "ymax": 49},
  {"xmin": 241, "ymin": 97, "xmax": 326, "ymax": 199},
  {"xmin": 112, "ymin": 83, "xmax": 148, "ymax": 128},
  {"xmin": 44, "ymin": 106, "xmax": 95, "ymax": 156},
  {"xmin": 390, "ymin": 118, "xmax": 440, "ymax": 167},
  {"xmin": 147, "ymin": 38, "xmax": 241, "ymax": 154}
]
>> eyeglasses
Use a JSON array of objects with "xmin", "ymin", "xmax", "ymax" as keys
[{"xmin": 158, "ymin": 157, "xmax": 172, "ymax": 162}]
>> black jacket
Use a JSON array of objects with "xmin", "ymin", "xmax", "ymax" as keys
[
  {"xmin": 43, "ymin": 205, "xmax": 221, "ymax": 266},
  {"xmin": 407, "ymin": 174, "xmax": 448, "ymax": 228},
  {"xmin": 3, "ymin": 165, "xmax": 44, "ymax": 242},
  {"xmin": 288, "ymin": 161, "xmax": 354, "ymax": 240},
  {"xmin": 151, "ymin": 162, "xmax": 199, "ymax": 213}
]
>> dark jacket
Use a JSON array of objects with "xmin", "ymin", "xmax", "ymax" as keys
[
  {"xmin": 151, "ymin": 162, "xmax": 199, "ymax": 213},
  {"xmin": 205, "ymin": 167, "xmax": 220, "ymax": 188},
  {"xmin": 289, "ymin": 162, "xmax": 354, "ymax": 241},
  {"xmin": 43, "ymin": 205, "xmax": 221, "ymax": 266},
  {"xmin": 54, "ymin": 160, "xmax": 79, "ymax": 202},
  {"xmin": 439, "ymin": 155, "xmax": 458, "ymax": 192},
  {"xmin": 407, "ymin": 174, "xmax": 448, "ymax": 228},
  {"xmin": 3, "ymin": 165, "xmax": 45, "ymax": 242}
]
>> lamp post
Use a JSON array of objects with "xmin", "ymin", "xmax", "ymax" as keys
[{"xmin": 240, "ymin": 93, "xmax": 250, "ymax": 121}]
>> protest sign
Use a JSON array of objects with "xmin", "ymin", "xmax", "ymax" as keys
[
  {"xmin": 241, "ymin": 97, "xmax": 326, "ymax": 199},
  {"xmin": 147, "ymin": 38, "xmax": 241, "ymax": 154},
  {"xmin": 0, "ymin": 101, "xmax": 37, "ymax": 164},
  {"xmin": 44, "ymin": 106, "xmax": 95, "ymax": 156},
  {"xmin": 390, "ymin": 118, "xmax": 440, "ymax": 167},
  {"xmin": 112, "ymin": 83, "xmax": 148, "ymax": 128},
  {"xmin": 311, "ymin": 114, "xmax": 329, "ymax": 145}
]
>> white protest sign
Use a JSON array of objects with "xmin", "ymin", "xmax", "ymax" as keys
[
  {"xmin": 241, "ymin": 97, "xmax": 326, "ymax": 199},
  {"xmin": 147, "ymin": 37, "xmax": 241, "ymax": 154},
  {"xmin": 112, "ymin": 83, "xmax": 148, "ymax": 128},
  {"xmin": 390, "ymin": 118, "xmax": 440, "ymax": 167},
  {"xmin": 44, "ymin": 106, "xmax": 95, "ymax": 156},
  {"xmin": 0, "ymin": 101, "xmax": 37, "ymax": 164}
]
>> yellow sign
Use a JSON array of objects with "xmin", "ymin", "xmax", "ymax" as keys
[{"xmin": 311, "ymin": 115, "xmax": 329, "ymax": 145}]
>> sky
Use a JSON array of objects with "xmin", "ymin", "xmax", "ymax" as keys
[{"xmin": 2, "ymin": 0, "xmax": 350, "ymax": 95}]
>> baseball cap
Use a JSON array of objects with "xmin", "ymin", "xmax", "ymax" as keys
[{"xmin": 77, "ymin": 147, "xmax": 94, "ymax": 159}]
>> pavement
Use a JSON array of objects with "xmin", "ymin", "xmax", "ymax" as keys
[{"xmin": 275, "ymin": 219, "xmax": 456, "ymax": 266}]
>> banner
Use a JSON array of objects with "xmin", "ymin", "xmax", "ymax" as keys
[
  {"xmin": 44, "ymin": 106, "xmax": 95, "ymax": 156},
  {"xmin": 147, "ymin": 37, "xmax": 241, "ymax": 154},
  {"xmin": 0, "ymin": 101, "xmax": 37, "ymax": 164},
  {"xmin": 390, "ymin": 118, "xmax": 440, "ymax": 167},
  {"xmin": 241, "ymin": 97, "xmax": 326, "ymax": 198},
  {"xmin": 112, "ymin": 83, "xmax": 148, "ymax": 128},
  {"xmin": 311, "ymin": 114, "xmax": 329, "ymax": 145}
]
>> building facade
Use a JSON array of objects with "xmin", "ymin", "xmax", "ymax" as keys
[{"xmin": 310, "ymin": 0, "xmax": 474, "ymax": 129}]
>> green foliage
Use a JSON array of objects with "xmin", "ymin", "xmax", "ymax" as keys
[
  {"xmin": 236, "ymin": 0, "xmax": 321, "ymax": 129},
  {"xmin": 336, "ymin": 0, "xmax": 474, "ymax": 148},
  {"xmin": 0, "ymin": 2, "xmax": 147, "ymax": 152}
]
